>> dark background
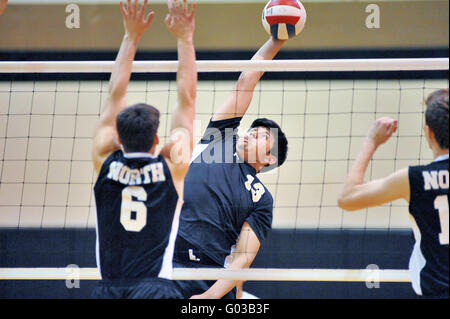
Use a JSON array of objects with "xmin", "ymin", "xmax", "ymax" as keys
[{"xmin": 0, "ymin": 228, "xmax": 418, "ymax": 299}]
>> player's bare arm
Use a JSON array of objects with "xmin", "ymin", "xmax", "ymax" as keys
[
  {"xmin": 338, "ymin": 117, "xmax": 410, "ymax": 211},
  {"xmin": 92, "ymin": 0, "xmax": 154, "ymax": 174},
  {"xmin": 212, "ymin": 37, "xmax": 286, "ymax": 121},
  {"xmin": 159, "ymin": 0, "xmax": 197, "ymax": 189},
  {"xmin": 190, "ymin": 222, "xmax": 260, "ymax": 299}
]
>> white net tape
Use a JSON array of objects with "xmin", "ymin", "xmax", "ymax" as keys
[
  {"xmin": 0, "ymin": 58, "xmax": 448, "ymax": 73},
  {"xmin": 0, "ymin": 267, "xmax": 411, "ymax": 282}
]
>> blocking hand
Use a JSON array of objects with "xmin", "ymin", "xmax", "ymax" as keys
[
  {"xmin": 120, "ymin": 0, "xmax": 155, "ymax": 41},
  {"xmin": 165, "ymin": 0, "xmax": 197, "ymax": 41}
]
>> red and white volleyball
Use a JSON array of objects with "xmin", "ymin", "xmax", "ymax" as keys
[{"xmin": 262, "ymin": 0, "xmax": 307, "ymax": 40}]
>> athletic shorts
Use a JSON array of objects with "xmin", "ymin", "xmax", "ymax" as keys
[{"xmin": 91, "ymin": 277, "xmax": 183, "ymax": 299}]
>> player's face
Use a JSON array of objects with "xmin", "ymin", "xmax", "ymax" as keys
[{"xmin": 237, "ymin": 126, "xmax": 275, "ymax": 165}]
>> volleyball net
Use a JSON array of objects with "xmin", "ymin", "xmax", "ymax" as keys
[{"xmin": 0, "ymin": 58, "xmax": 448, "ymax": 283}]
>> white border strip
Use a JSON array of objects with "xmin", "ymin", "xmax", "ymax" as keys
[
  {"xmin": 0, "ymin": 267, "xmax": 411, "ymax": 282},
  {"xmin": 0, "ymin": 58, "xmax": 448, "ymax": 73}
]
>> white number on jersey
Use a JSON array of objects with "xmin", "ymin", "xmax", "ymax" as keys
[
  {"xmin": 245, "ymin": 175, "xmax": 265, "ymax": 203},
  {"xmin": 120, "ymin": 186, "xmax": 148, "ymax": 232},
  {"xmin": 434, "ymin": 195, "xmax": 449, "ymax": 245}
]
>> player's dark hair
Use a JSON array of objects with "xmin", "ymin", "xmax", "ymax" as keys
[
  {"xmin": 251, "ymin": 118, "xmax": 288, "ymax": 172},
  {"xmin": 116, "ymin": 103, "xmax": 160, "ymax": 153},
  {"xmin": 425, "ymin": 89, "xmax": 449, "ymax": 149}
]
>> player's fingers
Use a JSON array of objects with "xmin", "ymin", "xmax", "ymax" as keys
[
  {"xmin": 390, "ymin": 120, "xmax": 399, "ymax": 134},
  {"xmin": 375, "ymin": 118, "xmax": 386, "ymax": 132},
  {"xmin": 145, "ymin": 11, "xmax": 155, "ymax": 26},
  {"xmin": 164, "ymin": 13, "xmax": 172, "ymax": 27},
  {"xmin": 379, "ymin": 117, "xmax": 395, "ymax": 129},
  {"xmin": 119, "ymin": 1, "xmax": 128, "ymax": 18},
  {"xmin": 384, "ymin": 120, "xmax": 396, "ymax": 136},
  {"xmin": 388, "ymin": 119, "xmax": 397, "ymax": 130},
  {"xmin": 133, "ymin": 0, "xmax": 139, "ymax": 15},
  {"xmin": 127, "ymin": 0, "xmax": 133, "ymax": 17},
  {"xmin": 168, "ymin": 0, "xmax": 175, "ymax": 14},
  {"xmin": 183, "ymin": 0, "xmax": 188, "ymax": 14},
  {"xmin": 189, "ymin": 2, "xmax": 197, "ymax": 18},
  {"xmin": 139, "ymin": 0, "xmax": 148, "ymax": 17},
  {"xmin": 173, "ymin": 0, "xmax": 180, "ymax": 11}
]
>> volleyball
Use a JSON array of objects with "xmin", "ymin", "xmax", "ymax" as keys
[{"xmin": 262, "ymin": 0, "xmax": 307, "ymax": 40}]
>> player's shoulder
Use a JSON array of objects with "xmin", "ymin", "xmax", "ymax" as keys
[
  {"xmin": 94, "ymin": 150, "xmax": 123, "ymax": 187},
  {"xmin": 201, "ymin": 117, "xmax": 242, "ymax": 143},
  {"xmin": 409, "ymin": 158, "xmax": 449, "ymax": 173},
  {"xmin": 98, "ymin": 149, "xmax": 123, "ymax": 169},
  {"xmin": 261, "ymin": 188, "xmax": 274, "ymax": 206},
  {"xmin": 408, "ymin": 157, "xmax": 449, "ymax": 194},
  {"xmin": 208, "ymin": 116, "xmax": 243, "ymax": 130}
]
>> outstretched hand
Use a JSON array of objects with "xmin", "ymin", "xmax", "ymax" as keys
[
  {"xmin": 120, "ymin": 0, "xmax": 155, "ymax": 41},
  {"xmin": 0, "ymin": 0, "xmax": 8, "ymax": 16},
  {"xmin": 367, "ymin": 117, "xmax": 398, "ymax": 147},
  {"xmin": 165, "ymin": 0, "xmax": 197, "ymax": 41}
]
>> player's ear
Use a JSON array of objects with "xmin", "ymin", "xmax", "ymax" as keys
[
  {"xmin": 266, "ymin": 154, "xmax": 277, "ymax": 166},
  {"xmin": 154, "ymin": 134, "xmax": 159, "ymax": 146}
]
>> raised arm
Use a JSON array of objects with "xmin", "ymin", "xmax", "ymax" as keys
[
  {"xmin": 338, "ymin": 117, "xmax": 410, "ymax": 211},
  {"xmin": 159, "ymin": 0, "xmax": 197, "ymax": 178},
  {"xmin": 92, "ymin": 0, "xmax": 154, "ymax": 173},
  {"xmin": 0, "ymin": 0, "xmax": 8, "ymax": 15},
  {"xmin": 212, "ymin": 37, "xmax": 286, "ymax": 121},
  {"xmin": 190, "ymin": 222, "xmax": 260, "ymax": 299}
]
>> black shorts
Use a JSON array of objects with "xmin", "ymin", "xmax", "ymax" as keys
[{"xmin": 91, "ymin": 277, "xmax": 183, "ymax": 299}]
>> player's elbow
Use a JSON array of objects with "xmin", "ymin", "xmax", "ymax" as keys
[
  {"xmin": 236, "ymin": 72, "xmax": 259, "ymax": 92},
  {"xmin": 178, "ymin": 97, "xmax": 196, "ymax": 117},
  {"xmin": 107, "ymin": 82, "xmax": 126, "ymax": 100},
  {"xmin": 178, "ymin": 83, "xmax": 197, "ymax": 108},
  {"xmin": 183, "ymin": 88, "xmax": 196, "ymax": 104}
]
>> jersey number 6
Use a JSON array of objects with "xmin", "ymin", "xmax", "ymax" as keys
[{"xmin": 120, "ymin": 186, "xmax": 148, "ymax": 232}]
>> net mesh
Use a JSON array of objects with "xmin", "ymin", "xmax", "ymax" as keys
[{"xmin": 1, "ymin": 77, "xmax": 448, "ymax": 230}]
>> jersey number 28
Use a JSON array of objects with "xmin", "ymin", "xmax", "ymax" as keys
[{"xmin": 120, "ymin": 186, "xmax": 147, "ymax": 232}]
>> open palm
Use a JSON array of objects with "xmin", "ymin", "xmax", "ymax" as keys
[
  {"xmin": 165, "ymin": 0, "xmax": 197, "ymax": 41},
  {"xmin": 120, "ymin": 0, "xmax": 155, "ymax": 41}
]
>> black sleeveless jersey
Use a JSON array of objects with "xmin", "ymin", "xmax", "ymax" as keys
[
  {"xmin": 174, "ymin": 117, "xmax": 273, "ymax": 267},
  {"xmin": 94, "ymin": 150, "xmax": 179, "ymax": 280},
  {"xmin": 408, "ymin": 155, "xmax": 449, "ymax": 297}
]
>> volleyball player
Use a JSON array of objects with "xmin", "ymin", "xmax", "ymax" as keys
[
  {"xmin": 338, "ymin": 89, "xmax": 449, "ymax": 298},
  {"xmin": 172, "ymin": 37, "xmax": 289, "ymax": 299},
  {"xmin": 0, "ymin": 0, "xmax": 7, "ymax": 16},
  {"xmin": 91, "ymin": 0, "xmax": 197, "ymax": 298}
]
